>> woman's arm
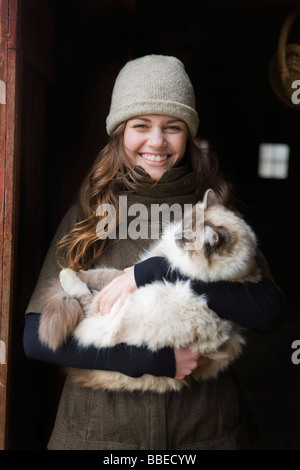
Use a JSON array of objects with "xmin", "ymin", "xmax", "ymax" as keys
[
  {"xmin": 23, "ymin": 313, "xmax": 176, "ymax": 378},
  {"xmin": 23, "ymin": 206, "xmax": 176, "ymax": 378},
  {"xmin": 24, "ymin": 206, "xmax": 204, "ymax": 380},
  {"xmin": 24, "ymin": 207, "xmax": 203, "ymax": 380},
  {"xmin": 134, "ymin": 257, "xmax": 284, "ymax": 333},
  {"xmin": 24, "ymin": 314, "xmax": 203, "ymax": 379}
]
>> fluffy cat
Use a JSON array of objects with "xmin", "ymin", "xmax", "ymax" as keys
[{"xmin": 39, "ymin": 189, "xmax": 261, "ymax": 393}]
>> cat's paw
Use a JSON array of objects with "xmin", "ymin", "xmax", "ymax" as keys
[{"xmin": 60, "ymin": 268, "xmax": 90, "ymax": 297}]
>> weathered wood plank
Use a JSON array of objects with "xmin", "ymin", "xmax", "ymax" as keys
[
  {"xmin": 0, "ymin": 0, "xmax": 19, "ymax": 450},
  {"xmin": 0, "ymin": 0, "xmax": 9, "ymax": 450}
]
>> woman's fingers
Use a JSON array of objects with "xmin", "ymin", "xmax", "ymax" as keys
[
  {"xmin": 97, "ymin": 267, "xmax": 137, "ymax": 315},
  {"xmin": 174, "ymin": 347, "xmax": 208, "ymax": 379}
]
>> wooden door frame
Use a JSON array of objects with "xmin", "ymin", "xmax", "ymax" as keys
[{"xmin": 0, "ymin": 0, "xmax": 20, "ymax": 450}]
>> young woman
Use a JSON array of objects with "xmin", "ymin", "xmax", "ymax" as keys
[{"xmin": 23, "ymin": 55, "xmax": 283, "ymax": 450}]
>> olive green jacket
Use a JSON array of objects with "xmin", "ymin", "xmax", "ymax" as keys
[{"xmin": 27, "ymin": 164, "xmax": 249, "ymax": 450}]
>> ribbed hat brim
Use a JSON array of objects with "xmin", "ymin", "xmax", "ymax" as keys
[{"xmin": 106, "ymin": 100, "xmax": 199, "ymax": 137}]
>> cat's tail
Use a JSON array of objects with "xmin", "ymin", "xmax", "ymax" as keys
[{"xmin": 39, "ymin": 279, "xmax": 84, "ymax": 350}]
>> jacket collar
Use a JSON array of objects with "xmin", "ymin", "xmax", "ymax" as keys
[{"xmin": 116, "ymin": 164, "xmax": 197, "ymax": 200}]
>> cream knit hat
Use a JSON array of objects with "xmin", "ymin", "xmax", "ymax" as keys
[{"xmin": 106, "ymin": 55, "xmax": 199, "ymax": 137}]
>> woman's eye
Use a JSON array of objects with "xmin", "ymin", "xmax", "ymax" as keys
[{"xmin": 167, "ymin": 126, "xmax": 181, "ymax": 131}]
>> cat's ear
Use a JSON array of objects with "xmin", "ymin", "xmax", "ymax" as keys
[
  {"xmin": 204, "ymin": 225, "xmax": 219, "ymax": 246},
  {"xmin": 203, "ymin": 189, "xmax": 220, "ymax": 209},
  {"xmin": 204, "ymin": 224, "xmax": 232, "ymax": 249}
]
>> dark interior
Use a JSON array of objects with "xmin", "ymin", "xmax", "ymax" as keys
[{"xmin": 10, "ymin": 0, "xmax": 300, "ymax": 449}]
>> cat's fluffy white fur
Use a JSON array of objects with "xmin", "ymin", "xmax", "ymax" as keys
[{"xmin": 39, "ymin": 190, "xmax": 261, "ymax": 393}]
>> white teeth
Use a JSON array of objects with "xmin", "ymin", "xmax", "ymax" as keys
[{"xmin": 141, "ymin": 154, "xmax": 168, "ymax": 162}]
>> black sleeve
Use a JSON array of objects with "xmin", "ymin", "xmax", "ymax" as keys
[
  {"xmin": 23, "ymin": 313, "xmax": 176, "ymax": 378},
  {"xmin": 134, "ymin": 257, "xmax": 284, "ymax": 333}
]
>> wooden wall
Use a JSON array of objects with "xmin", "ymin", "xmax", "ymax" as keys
[{"xmin": 0, "ymin": 0, "xmax": 20, "ymax": 450}]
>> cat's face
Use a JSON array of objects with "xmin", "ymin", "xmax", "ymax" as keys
[
  {"xmin": 173, "ymin": 189, "xmax": 258, "ymax": 281},
  {"xmin": 174, "ymin": 190, "xmax": 231, "ymax": 252},
  {"xmin": 176, "ymin": 206, "xmax": 238, "ymax": 257}
]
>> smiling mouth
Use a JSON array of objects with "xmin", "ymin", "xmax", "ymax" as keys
[{"xmin": 140, "ymin": 153, "xmax": 169, "ymax": 162}]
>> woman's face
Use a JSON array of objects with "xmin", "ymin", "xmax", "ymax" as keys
[{"xmin": 123, "ymin": 114, "xmax": 188, "ymax": 180}]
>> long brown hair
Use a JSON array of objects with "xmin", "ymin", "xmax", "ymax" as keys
[{"xmin": 56, "ymin": 124, "xmax": 231, "ymax": 271}]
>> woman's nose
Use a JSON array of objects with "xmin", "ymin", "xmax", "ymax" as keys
[{"xmin": 148, "ymin": 129, "xmax": 166, "ymax": 149}]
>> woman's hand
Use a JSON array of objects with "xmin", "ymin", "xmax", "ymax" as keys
[
  {"xmin": 96, "ymin": 269, "xmax": 208, "ymax": 379},
  {"xmin": 174, "ymin": 347, "xmax": 208, "ymax": 380},
  {"xmin": 96, "ymin": 266, "xmax": 136, "ymax": 316}
]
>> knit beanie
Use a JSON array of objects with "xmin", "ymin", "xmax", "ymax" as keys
[{"xmin": 106, "ymin": 55, "xmax": 199, "ymax": 137}]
